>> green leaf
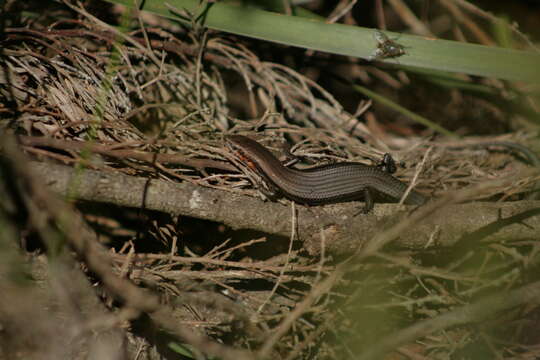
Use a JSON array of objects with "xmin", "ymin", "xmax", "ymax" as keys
[
  {"xmin": 105, "ymin": 0, "xmax": 540, "ymax": 82},
  {"xmin": 168, "ymin": 341, "xmax": 196, "ymax": 358}
]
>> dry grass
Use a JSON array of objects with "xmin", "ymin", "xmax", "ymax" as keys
[{"xmin": 1, "ymin": 1, "xmax": 540, "ymax": 360}]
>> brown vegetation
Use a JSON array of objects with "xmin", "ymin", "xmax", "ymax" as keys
[{"xmin": 1, "ymin": 1, "xmax": 540, "ymax": 359}]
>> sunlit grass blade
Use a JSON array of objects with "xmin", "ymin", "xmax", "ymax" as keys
[{"xmin": 106, "ymin": 0, "xmax": 540, "ymax": 82}]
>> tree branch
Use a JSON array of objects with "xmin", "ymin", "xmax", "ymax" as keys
[
  {"xmin": 18, "ymin": 135, "xmax": 234, "ymax": 171},
  {"xmin": 30, "ymin": 161, "xmax": 540, "ymax": 255}
]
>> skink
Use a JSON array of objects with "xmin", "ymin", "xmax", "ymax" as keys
[{"xmin": 225, "ymin": 135, "xmax": 427, "ymax": 212}]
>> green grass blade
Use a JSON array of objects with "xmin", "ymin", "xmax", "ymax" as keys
[
  {"xmin": 352, "ymin": 84, "xmax": 457, "ymax": 138},
  {"xmin": 106, "ymin": 0, "xmax": 540, "ymax": 82}
]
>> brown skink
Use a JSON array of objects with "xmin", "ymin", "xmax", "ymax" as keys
[{"xmin": 226, "ymin": 135, "xmax": 426, "ymax": 212}]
